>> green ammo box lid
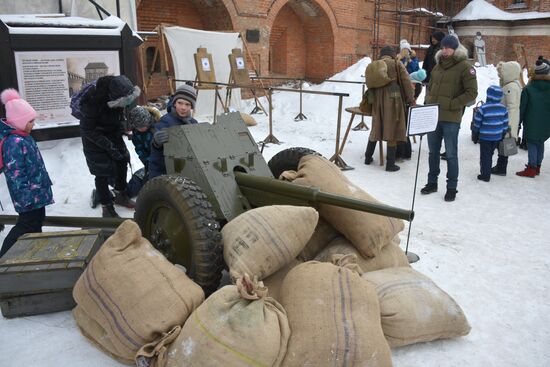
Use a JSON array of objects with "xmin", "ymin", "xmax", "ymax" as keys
[{"xmin": 0, "ymin": 229, "xmax": 107, "ymax": 297}]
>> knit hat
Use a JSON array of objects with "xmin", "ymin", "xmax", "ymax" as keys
[
  {"xmin": 379, "ymin": 45, "xmax": 396, "ymax": 59},
  {"xmin": 172, "ymin": 84, "xmax": 197, "ymax": 109},
  {"xmin": 0, "ymin": 88, "xmax": 37, "ymax": 131},
  {"xmin": 399, "ymin": 39, "xmax": 412, "ymax": 52},
  {"xmin": 106, "ymin": 75, "xmax": 141, "ymax": 109},
  {"xmin": 431, "ymin": 31, "xmax": 445, "ymax": 43},
  {"xmin": 128, "ymin": 106, "xmax": 154, "ymax": 129},
  {"xmin": 440, "ymin": 35, "xmax": 459, "ymax": 50},
  {"xmin": 486, "ymin": 85, "xmax": 504, "ymax": 102},
  {"xmin": 535, "ymin": 59, "xmax": 550, "ymax": 75},
  {"xmin": 409, "ymin": 69, "xmax": 427, "ymax": 84}
]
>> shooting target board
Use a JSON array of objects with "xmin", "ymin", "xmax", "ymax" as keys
[
  {"xmin": 194, "ymin": 47, "xmax": 217, "ymax": 89},
  {"xmin": 228, "ymin": 48, "xmax": 251, "ymax": 86}
]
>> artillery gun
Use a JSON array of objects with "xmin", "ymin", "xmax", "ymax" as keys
[{"xmin": 0, "ymin": 112, "xmax": 413, "ymax": 294}]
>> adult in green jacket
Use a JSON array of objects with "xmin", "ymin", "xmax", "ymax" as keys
[
  {"xmin": 516, "ymin": 60, "xmax": 550, "ymax": 178},
  {"xmin": 421, "ymin": 35, "xmax": 478, "ymax": 202}
]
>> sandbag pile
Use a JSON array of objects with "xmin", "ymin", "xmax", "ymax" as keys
[
  {"xmin": 166, "ymin": 274, "xmax": 290, "ymax": 367},
  {"xmin": 72, "ymin": 220, "xmax": 204, "ymax": 367},
  {"xmin": 286, "ymin": 155, "xmax": 404, "ymax": 258},
  {"xmin": 222, "ymin": 205, "xmax": 318, "ymax": 281},
  {"xmin": 280, "ymin": 257, "xmax": 393, "ymax": 367}
]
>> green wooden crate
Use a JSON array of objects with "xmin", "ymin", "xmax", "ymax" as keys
[{"xmin": 0, "ymin": 229, "xmax": 106, "ymax": 317}]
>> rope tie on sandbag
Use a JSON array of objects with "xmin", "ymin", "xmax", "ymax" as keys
[
  {"xmin": 236, "ymin": 273, "xmax": 268, "ymax": 300},
  {"xmin": 330, "ymin": 253, "xmax": 364, "ymax": 274}
]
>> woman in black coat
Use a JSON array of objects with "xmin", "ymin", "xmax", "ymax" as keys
[
  {"xmin": 422, "ymin": 31, "xmax": 445, "ymax": 84},
  {"xmin": 79, "ymin": 75, "xmax": 140, "ymax": 217}
]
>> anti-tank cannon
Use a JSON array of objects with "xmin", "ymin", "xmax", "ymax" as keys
[
  {"xmin": 0, "ymin": 112, "xmax": 413, "ymax": 294},
  {"xmin": 133, "ymin": 112, "xmax": 413, "ymax": 293}
]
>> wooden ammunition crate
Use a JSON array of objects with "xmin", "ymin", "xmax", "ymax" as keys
[{"xmin": 0, "ymin": 229, "xmax": 107, "ymax": 318}]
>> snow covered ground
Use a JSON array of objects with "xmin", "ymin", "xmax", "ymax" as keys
[{"xmin": 1, "ymin": 59, "xmax": 549, "ymax": 367}]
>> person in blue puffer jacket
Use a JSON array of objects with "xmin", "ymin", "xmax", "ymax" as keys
[
  {"xmin": 0, "ymin": 89, "xmax": 54, "ymax": 257},
  {"xmin": 148, "ymin": 84, "xmax": 198, "ymax": 179},
  {"xmin": 472, "ymin": 85, "xmax": 509, "ymax": 182}
]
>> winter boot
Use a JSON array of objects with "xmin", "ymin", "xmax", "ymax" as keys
[
  {"xmin": 444, "ymin": 189, "xmax": 458, "ymax": 202},
  {"xmin": 516, "ymin": 165, "xmax": 537, "ymax": 178},
  {"xmin": 364, "ymin": 141, "xmax": 376, "ymax": 165},
  {"xmin": 420, "ymin": 183, "xmax": 438, "ymax": 195},
  {"xmin": 385, "ymin": 146, "xmax": 400, "ymax": 172},
  {"xmin": 536, "ymin": 165, "xmax": 541, "ymax": 175},
  {"xmin": 114, "ymin": 190, "xmax": 136, "ymax": 209},
  {"xmin": 491, "ymin": 166, "xmax": 506, "ymax": 176},
  {"xmin": 477, "ymin": 174, "xmax": 490, "ymax": 182},
  {"xmin": 102, "ymin": 204, "xmax": 120, "ymax": 218}
]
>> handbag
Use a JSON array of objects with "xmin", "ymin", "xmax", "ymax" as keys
[
  {"xmin": 359, "ymin": 88, "xmax": 374, "ymax": 116},
  {"xmin": 471, "ymin": 101, "xmax": 483, "ymax": 143},
  {"xmin": 498, "ymin": 131, "xmax": 518, "ymax": 157}
]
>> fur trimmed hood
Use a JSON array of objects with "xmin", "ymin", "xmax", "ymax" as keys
[
  {"xmin": 434, "ymin": 44, "xmax": 468, "ymax": 65},
  {"xmin": 498, "ymin": 61, "xmax": 521, "ymax": 85}
]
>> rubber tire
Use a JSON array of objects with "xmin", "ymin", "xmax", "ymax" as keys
[
  {"xmin": 268, "ymin": 147, "xmax": 320, "ymax": 179},
  {"xmin": 134, "ymin": 175, "xmax": 223, "ymax": 295}
]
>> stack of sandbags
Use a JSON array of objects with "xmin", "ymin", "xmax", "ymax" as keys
[
  {"xmin": 362, "ymin": 267, "xmax": 471, "ymax": 347},
  {"xmin": 73, "ymin": 220, "xmax": 204, "ymax": 367},
  {"xmin": 222, "ymin": 205, "xmax": 318, "ymax": 280},
  {"xmin": 166, "ymin": 274, "xmax": 290, "ymax": 367},
  {"xmin": 315, "ymin": 235, "xmax": 409, "ymax": 273},
  {"xmin": 280, "ymin": 257, "xmax": 393, "ymax": 366},
  {"xmin": 289, "ymin": 155, "xmax": 404, "ymax": 258},
  {"xmin": 296, "ymin": 218, "xmax": 339, "ymax": 262},
  {"xmin": 262, "ymin": 258, "xmax": 302, "ymax": 302}
]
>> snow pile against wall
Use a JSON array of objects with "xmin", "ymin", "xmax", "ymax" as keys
[{"xmin": 453, "ymin": 0, "xmax": 550, "ymax": 21}]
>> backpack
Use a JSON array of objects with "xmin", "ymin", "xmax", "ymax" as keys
[
  {"xmin": 365, "ymin": 60, "xmax": 394, "ymax": 89},
  {"xmin": 70, "ymin": 81, "xmax": 96, "ymax": 120}
]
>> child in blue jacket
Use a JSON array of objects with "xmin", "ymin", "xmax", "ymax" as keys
[
  {"xmin": 472, "ymin": 85, "xmax": 509, "ymax": 182},
  {"xmin": 0, "ymin": 89, "xmax": 54, "ymax": 257}
]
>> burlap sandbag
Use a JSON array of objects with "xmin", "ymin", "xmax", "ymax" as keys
[
  {"xmin": 73, "ymin": 220, "xmax": 204, "ymax": 366},
  {"xmin": 222, "ymin": 205, "xmax": 318, "ymax": 280},
  {"xmin": 262, "ymin": 258, "xmax": 301, "ymax": 302},
  {"xmin": 296, "ymin": 218, "xmax": 339, "ymax": 261},
  {"xmin": 292, "ymin": 155, "xmax": 404, "ymax": 258},
  {"xmin": 166, "ymin": 274, "xmax": 290, "ymax": 367},
  {"xmin": 240, "ymin": 112, "xmax": 257, "ymax": 126},
  {"xmin": 280, "ymin": 260, "xmax": 393, "ymax": 367},
  {"xmin": 362, "ymin": 267, "xmax": 471, "ymax": 347},
  {"xmin": 315, "ymin": 235, "xmax": 410, "ymax": 273}
]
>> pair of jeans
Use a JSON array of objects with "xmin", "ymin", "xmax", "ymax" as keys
[
  {"xmin": 0, "ymin": 207, "xmax": 46, "ymax": 258},
  {"xmin": 479, "ymin": 140, "xmax": 499, "ymax": 178},
  {"xmin": 527, "ymin": 142, "xmax": 545, "ymax": 167},
  {"xmin": 427, "ymin": 121, "xmax": 460, "ymax": 190}
]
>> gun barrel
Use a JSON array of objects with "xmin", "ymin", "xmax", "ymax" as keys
[
  {"xmin": 234, "ymin": 172, "xmax": 414, "ymax": 221},
  {"xmin": 0, "ymin": 215, "xmax": 128, "ymax": 228}
]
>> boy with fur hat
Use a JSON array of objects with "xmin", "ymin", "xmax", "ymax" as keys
[
  {"xmin": 0, "ymin": 89, "xmax": 54, "ymax": 257},
  {"xmin": 79, "ymin": 75, "xmax": 140, "ymax": 218},
  {"xmin": 149, "ymin": 83, "xmax": 198, "ymax": 179},
  {"xmin": 471, "ymin": 85, "xmax": 509, "ymax": 182}
]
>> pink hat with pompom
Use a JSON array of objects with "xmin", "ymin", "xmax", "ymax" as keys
[{"xmin": 1, "ymin": 88, "xmax": 37, "ymax": 131}]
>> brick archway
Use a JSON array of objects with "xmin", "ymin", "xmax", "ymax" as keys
[{"xmin": 267, "ymin": 0, "xmax": 336, "ymax": 80}]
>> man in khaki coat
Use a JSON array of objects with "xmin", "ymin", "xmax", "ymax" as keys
[
  {"xmin": 364, "ymin": 45, "xmax": 415, "ymax": 171},
  {"xmin": 421, "ymin": 35, "xmax": 478, "ymax": 201}
]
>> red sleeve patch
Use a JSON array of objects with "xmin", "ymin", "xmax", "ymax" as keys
[{"xmin": 469, "ymin": 68, "xmax": 476, "ymax": 75}]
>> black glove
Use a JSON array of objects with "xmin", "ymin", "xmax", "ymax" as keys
[
  {"xmin": 472, "ymin": 131, "xmax": 479, "ymax": 144},
  {"xmin": 153, "ymin": 130, "xmax": 169, "ymax": 147}
]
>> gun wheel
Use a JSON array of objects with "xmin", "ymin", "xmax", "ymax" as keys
[
  {"xmin": 268, "ymin": 147, "xmax": 321, "ymax": 179},
  {"xmin": 134, "ymin": 175, "xmax": 223, "ymax": 295}
]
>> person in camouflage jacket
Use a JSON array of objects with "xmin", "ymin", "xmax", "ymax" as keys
[{"xmin": 421, "ymin": 35, "xmax": 478, "ymax": 202}]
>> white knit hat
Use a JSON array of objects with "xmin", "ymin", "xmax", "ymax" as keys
[{"xmin": 399, "ymin": 39, "xmax": 412, "ymax": 52}]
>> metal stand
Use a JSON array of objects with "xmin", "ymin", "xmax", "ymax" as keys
[
  {"xmin": 405, "ymin": 134, "xmax": 423, "ymax": 264},
  {"xmin": 261, "ymin": 88, "xmax": 281, "ymax": 144},
  {"xmin": 294, "ymin": 80, "xmax": 308, "ymax": 121},
  {"xmin": 329, "ymin": 95, "xmax": 353, "ymax": 170}
]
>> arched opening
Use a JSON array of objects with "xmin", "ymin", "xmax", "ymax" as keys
[
  {"xmin": 269, "ymin": 0, "xmax": 334, "ymax": 81},
  {"xmin": 137, "ymin": 0, "xmax": 234, "ymax": 100}
]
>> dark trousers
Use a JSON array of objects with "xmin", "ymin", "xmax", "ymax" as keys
[
  {"xmin": 479, "ymin": 140, "xmax": 499, "ymax": 178},
  {"xmin": 95, "ymin": 159, "xmax": 128, "ymax": 205},
  {"xmin": 1, "ymin": 207, "xmax": 46, "ymax": 258}
]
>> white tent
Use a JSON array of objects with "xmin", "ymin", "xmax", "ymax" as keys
[{"xmin": 163, "ymin": 26, "xmax": 243, "ymax": 119}]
